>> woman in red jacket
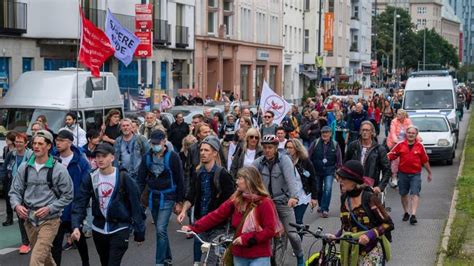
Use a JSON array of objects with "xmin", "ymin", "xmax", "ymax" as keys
[
  {"xmin": 367, "ymin": 100, "xmax": 381, "ymax": 136},
  {"xmin": 181, "ymin": 166, "xmax": 277, "ymax": 265}
]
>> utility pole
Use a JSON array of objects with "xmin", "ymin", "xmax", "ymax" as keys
[
  {"xmin": 317, "ymin": 0, "xmax": 323, "ymax": 86},
  {"xmin": 392, "ymin": 10, "xmax": 397, "ymax": 76},
  {"xmin": 423, "ymin": 28, "xmax": 426, "ymax": 71}
]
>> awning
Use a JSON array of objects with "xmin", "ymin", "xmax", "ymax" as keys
[{"xmin": 301, "ymin": 71, "xmax": 318, "ymax": 80}]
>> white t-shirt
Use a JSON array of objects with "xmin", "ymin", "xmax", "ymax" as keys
[
  {"xmin": 60, "ymin": 153, "xmax": 74, "ymax": 168},
  {"xmin": 360, "ymin": 147, "xmax": 368, "ymax": 165},
  {"xmin": 97, "ymin": 169, "xmax": 117, "ymax": 218},
  {"xmin": 34, "ymin": 162, "xmax": 45, "ymax": 172},
  {"xmin": 227, "ymin": 142, "xmax": 237, "ymax": 171},
  {"xmin": 278, "ymin": 139, "xmax": 288, "ymax": 150},
  {"xmin": 244, "ymin": 149, "xmax": 256, "ymax": 167}
]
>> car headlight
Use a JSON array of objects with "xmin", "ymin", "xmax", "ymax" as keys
[{"xmin": 438, "ymin": 139, "xmax": 450, "ymax": 146}]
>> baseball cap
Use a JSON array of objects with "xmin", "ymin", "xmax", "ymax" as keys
[
  {"xmin": 321, "ymin": 126, "xmax": 332, "ymax": 133},
  {"xmin": 150, "ymin": 129, "xmax": 166, "ymax": 145},
  {"xmin": 56, "ymin": 129, "xmax": 74, "ymax": 142},
  {"xmin": 34, "ymin": 130, "xmax": 54, "ymax": 143},
  {"xmin": 93, "ymin": 143, "xmax": 115, "ymax": 157}
]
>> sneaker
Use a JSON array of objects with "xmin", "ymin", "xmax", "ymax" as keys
[
  {"xmin": 402, "ymin": 212, "xmax": 410, "ymax": 221},
  {"xmin": 410, "ymin": 215, "xmax": 418, "ymax": 225},
  {"xmin": 18, "ymin": 244, "xmax": 31, "ymax": 254},
  {"xmin": 321, "ymin": 211, "xmax": 329, "ymax": 218},
  {"xmin": 63, "ymin": 242, "xmax": 75, "ymax": 251},
  {"xmin": 390, "ymin": 179, "xmax": 398, "ymax": 188},
  {"xmin": 164, "ymin": 259, "xmax": 172, "ymax": 266}
]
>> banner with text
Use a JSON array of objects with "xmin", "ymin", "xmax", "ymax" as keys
[
  {"xmin": 105, "ymin": 9, "xmax": 139, "ymax": 66},
  {"xmin": 324, "ymin": 12, "xmax": 334, "ymax": 52}
]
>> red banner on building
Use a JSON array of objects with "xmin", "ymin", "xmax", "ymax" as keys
[
  {"xmin": 134, "ymin": 31, "xmax": 153, "ymax": 57},
  {"xmin": 371, "ymin": 60, "xmax": 378, "ymax": 75},
  {"xmin": 135, "ymin": 4, "xmax": 153, "ymax": 30},
  {"xmin": 78, "ymin": 8, "xmax": 114, "ymax": 77},
  {"xmin": 324, "ymin": 12, "xmax": 334, "ymax": 52}
]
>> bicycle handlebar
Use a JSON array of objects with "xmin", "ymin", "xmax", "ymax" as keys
[
  {"xmin": 288, "ymin": 223, "xmax": 359, "ymax": 245},
  {"xmin": 176, "ymin": 230, "xmax": 233, "ymax": 246}
]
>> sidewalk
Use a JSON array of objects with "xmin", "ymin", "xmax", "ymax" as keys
[{"xmin": 0, "ymin": 199, "xmax": 21, "ymax": 250}]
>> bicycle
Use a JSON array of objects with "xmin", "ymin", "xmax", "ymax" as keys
[
  {"xmin": 289, "ymin": 223, "xmax": 359, "ymax": 266},
  {"xmin": 177, "ymin": 230, "xmax": 233, "ymax": 266},
  {"xmin": 271, "ymin": 232, "xmax": 288, "ymax": 266}
]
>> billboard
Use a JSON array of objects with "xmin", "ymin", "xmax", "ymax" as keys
[{"xmin": 324, "ymin": 12, "xmax": 334, "ymax": 52}]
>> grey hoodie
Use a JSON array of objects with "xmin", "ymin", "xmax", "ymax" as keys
[
  {"xmin": 9, "ymin": 155, "xmax": 73, "ymax": 225},
  {"xmin": 253, "ymin": 152, "xmax": 303, "ymax": 203}
]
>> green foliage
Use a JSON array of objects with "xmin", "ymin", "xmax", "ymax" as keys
[
  {"xmin": 456, "ymin": 65, "xmax": 474, "ymax": 82},
  {"xmin": 375, "ymin": 6, "xmax": 459, "ymax": 72}
]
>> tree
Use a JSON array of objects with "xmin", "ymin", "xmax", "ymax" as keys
[{"xmin": 416, "ymin": 29, "xmax": 459, "ymax": 70}]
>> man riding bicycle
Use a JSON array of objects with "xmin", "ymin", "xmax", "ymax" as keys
[
  {"xmin": 345, "ymin": 121, "xmax": 392, "ymax": 194},
  {"xmin": 253, "ymin": 135, "xmax": 305, "ymax": 266}
]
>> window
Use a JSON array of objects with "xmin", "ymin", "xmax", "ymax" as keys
[
  {"xmin": 417, "ymin": 7, "xmax": 426, "ymax": 14},
  {"xmin": 176, "ymin": 4, "xmax": 183, "ymax": 26},
  {"xmin": 44, "ymin": 58, "xmax": 76, "ymax": 70},
  {"xmin": 328, "ymin": 0, "xmax": 334, "ymax": 12},
  {"xmin": 270, "ymin": 16, "xmax": 279, "ymax": 45},
  {"xmin": 240, "ymin": 65, "xmax": 250, "ymax": 101},
  {"xmin": 304, "ymin": 29, "xmax": 309, "ymax": 53},
  {"xmin": 208, "ymin": 11, "xmax": 217, "ymax": 34},
  {"xmin": 22, "ymin": 58, "xmax": 33, "ymax": 73},
  {"xmin": 223, "ymin": 1, "xmax": 233, "ymax": 11},
  {"xmin": 304, "ymin": 0, "xmax": 310, "ymax": 11},
  {"xmin": 240, "ymin": 7, "xmax": 252, "ymax": 41},
  {"xmin": 151, "ymin": 0, "xmax": 163, "ymax": 19},
  {"xmin": 269, "ymin": 66, "xmax": 277, "ymax": 91},
  {"xmin": 208, "ymin": 0, "xmax": 217, "ymax": 8},
  {"xmin": 352, "ymin": 5, "xmax": 359, "ymax": 19},
  {"xmin": 224, "ymin": 15, "xmax": 232, "ymax": 36},
  {"xmin": 422, "ymin": 19, "xmax": 427, "ymax": 26},
  {"xmin": 257, "ymin": 12, "xmax": 267, "ymax": 43},
  {"xmin": 350, "ymin": 30, "xmax": 358, "ymax": 51},
  {"xmin": 0, "ymin": 57, "xmax": 9, "ymax": 91}
]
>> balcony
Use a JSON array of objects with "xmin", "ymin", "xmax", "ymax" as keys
[
  {"xmin": 154, "ymin": 19, "xmax": 171, "ymax": 45},
  {"xmin": 82, "ymin": 8, "xmax": 134, "ymax": 32},
  {"xmin": 175, "ymin": 25, "xmax": 189, "ymax": 48},
  {"xmin": 0, "ymin": 1, "xmax": 27, "ymax": 35},
  {"xmin": 350, "ymin": 43, "xmax": 359, "ymax": 52}
]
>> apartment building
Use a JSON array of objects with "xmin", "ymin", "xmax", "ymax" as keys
[
  {"xmin": 374, "ymin": 0, "xmax": 410, "ymax": 14},
  {"xmin": 0, "ymin": 0, "xmax": 195, "ymax": 101},
  {"xmin": 194, "ymin": 0, "xmax": 283, "ymax": 104},
  {"xmin": 448, "ymin": 0, "xmax": 473, "ymax": 64},
  {"xmin": 323, "ymin": 0, "xmax": 351, "ymax": 82},
  {"xmin": 349, "ymin": 0, "xmax": 372, "ymax": 87}
]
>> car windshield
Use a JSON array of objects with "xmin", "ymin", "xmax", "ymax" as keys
[
  {"xmin": 169, "ymin": 109, "xmax": 191, "ymax": 117},
  {"xmin": 403, "ymin": 90, "xmax": 454, "ymax": 110},
  {"xmin": 0, "ymin": 108, "xmax": 68, "ymax": 139},
  {"xmin": 411, "ymin": 117, "xmax": 449, "ymax": 132}
]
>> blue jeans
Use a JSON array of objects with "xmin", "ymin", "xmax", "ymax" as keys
[
  {"xmin": 318, "ymin": 175, "xmax": 334, "ymax": 212},
  {"xmin": 293, "ymin": 204, "xmax": 308, "ymax": 225},
  {"xmin": 233, "ymin": 256, "xmax": 271, "ymax": 266},
  {"xmin": 151, "ymin": 198, "xmax": 175, "ymax": 265},
  {"xmin": 384, "ymin": 119, "xmax": 392, "ymax": 137}
]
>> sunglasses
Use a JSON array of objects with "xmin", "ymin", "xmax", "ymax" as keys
[{"xmin": 248, "ymin": 135, "xmax": 259, "ymax": 140}]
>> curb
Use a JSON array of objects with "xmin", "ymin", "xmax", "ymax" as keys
[{"xmin": 437, "ymin": 115, "xmax": 470, "ymax": 265}]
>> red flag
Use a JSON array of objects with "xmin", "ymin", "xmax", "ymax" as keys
[{"xmin": 78, "ymin": 8, "xmax": 115, "ymax": 77}]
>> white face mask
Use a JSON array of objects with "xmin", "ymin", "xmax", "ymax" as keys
[{"xmin": 152, "ymin": 144, "xmax": 163, "ymax": 153}]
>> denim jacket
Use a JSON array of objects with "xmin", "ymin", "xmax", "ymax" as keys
[{"xmin": 114, "ymin": 134, "xmax": 149, "ymax": 180}]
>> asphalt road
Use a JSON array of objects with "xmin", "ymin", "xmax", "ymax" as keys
[{"xmin": 0, "ymin": 110, "xmax": 469, "ymax": 266}]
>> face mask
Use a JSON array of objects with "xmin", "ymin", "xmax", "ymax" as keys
[{"xmin": 152, "ymin": 144, "xmax": 163, "ymax": 153}]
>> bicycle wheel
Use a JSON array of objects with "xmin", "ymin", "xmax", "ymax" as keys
[
  {"xmin": 307, "ymin": 251, "xmax": 342, "ymax": 266},
  {"xmin": 271, "ymin": 233, "xmax": 288, "ymax": 266}
]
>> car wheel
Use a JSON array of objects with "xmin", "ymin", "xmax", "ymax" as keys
[{"xmin": 447, "ymin": 151, "xmax": 454, "ymax": 165}]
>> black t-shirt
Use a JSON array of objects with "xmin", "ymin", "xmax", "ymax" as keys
[{"xmin": 104, "ymin": 124, "xmax": 121, "ymax": 143}]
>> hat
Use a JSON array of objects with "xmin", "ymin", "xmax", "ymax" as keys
[
  {"xmin": 150, "ymin": 129, "xmax": 166, "ymax": 144},
  {"xmin": 321, "ymin": 126, "xmax": 332, "ymax": 133},
  {"xmin": 336, "ymin": 160, "xmax": 365, "ymax": 184},
  {"xmin": 34, "ymin": 130, "xmax": 54, "ymax": 143},
  {"xmin": 201, "ymin": 135, "xmax": 220, "ymax": 152},
  {"xmin": 56, "ymin": 129, "xmax": 74, "ymax": 142},
  {"xmin": 93, "ymin": 143, "xmax": 115, "ymax": 157}
]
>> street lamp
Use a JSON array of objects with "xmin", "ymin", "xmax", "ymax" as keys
[
  {"xmin": 392, "ymin": 12, "xmax": 400, "ymax": 76},
  {"xmin": 415, "ymin": 24, "xmax": 427, "ymax": 71}
]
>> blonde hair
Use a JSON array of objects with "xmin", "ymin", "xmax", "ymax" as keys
[
  {"xmin": 243, "ymin": 128, "xmax": 261, "ymax": 152},
  {"xmin": 397, "ymin": 109, "xmax": 408, "ymax": 118},
  {"xmin": 231, "ymin": 166, "xmax": 270, "ymax": 209},
  {"xmin": 181, "ymin": 135, "xmax": 197, "ymax": 154},
  {"xmin": 285, "ymin": 138, "xmax": 308, "ymax": 160}
]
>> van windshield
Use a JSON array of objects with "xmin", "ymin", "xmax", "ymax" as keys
[
  {"xmin": 403, "ymin": 90, "xmax": 454, "ymax": 110},
  {"xmin": 0, "ymin": 108, "xmax": 68, "ymax": 139}
]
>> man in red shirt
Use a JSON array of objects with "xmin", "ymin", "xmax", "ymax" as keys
[{"xmin": 387, "ymin": 126, "xmax": 432, "ymax": 225}]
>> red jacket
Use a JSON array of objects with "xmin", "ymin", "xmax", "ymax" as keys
[
  {"xmin": 190, "ymin": 197, "xmax": 276, "ymax": 259},
  {"xmin": 387, "ymin": 139, "xmax": 429, "ymax": 174},
  {"xmin": 368, "ymin": 107, "xmax": 381, "ymax": 124}
]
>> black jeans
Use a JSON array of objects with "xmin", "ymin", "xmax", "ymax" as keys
[
  {"xmin": 93, "ymin": 228, "xmax": 130, "ymax": 266},
  {"xmin": 52, "ymin": 221, "xmax": 89, "ymax": 266},
  {"xmin": 3, "ymin": 177, "xmax": 13, "ymax": 219},
  {"xmin": 18, "ymin": 218, "xmax": 29, "ymax": 245}
]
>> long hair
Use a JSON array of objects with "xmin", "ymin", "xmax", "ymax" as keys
[
  {"xmin": 243, "ymin": 128, "xmax": 261, "ymax": 152},
  {"xmin": 285, "ymin": 138, "xmax": 308, "ymax": 161},
  {"xmin": 105, "ymin": 109, "xmax": 121, "ymax": 125},
  {"xmin": 181, "ymin": 134, "xmax": 197, "ymax": 154},
  {"xmin": 231, "ymin": 166, "xmax": 270, "ymax": 210}
]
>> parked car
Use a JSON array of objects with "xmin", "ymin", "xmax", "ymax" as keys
[
  {"xmin": 169, "ymin": 106, "xmax": 222, "ymax": 124},
  {"xmin": 410, "ymin": 113, "xmax": 457, "ymax": 165}
]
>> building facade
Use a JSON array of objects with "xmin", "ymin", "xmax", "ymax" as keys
[
  {"xmin": 282, "ymin": 0, "xmax": 305, "ymax": 102},
  {"xmin": 0, "ymin": 0, "xmax": 195, "ymax": 103},
  {"xmin": 448, "ymin": 0, "xmax": 473, "ymax": 64},
  {"xmin": 323, "ymin": 0, "xmax": 351, "ymax": 82},
  {"xmin": 194, "ymin": 0, "xmax": 283, "ymax": 104},
  {"xmin": 349, "ymin": 0, "xmax": 372, "ymax": 87},
  {"xmin": 374, "ymin": 0, "xmax": 411, "ymax": 14}
]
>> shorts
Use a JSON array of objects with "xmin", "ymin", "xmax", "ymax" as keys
[{"xmin": 398, "ymin": 172, "xmax": 422, "ymax": 196}]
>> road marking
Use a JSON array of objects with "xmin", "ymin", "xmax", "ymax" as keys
[{"xmin": 0, "ymin": 248, "xmax": 17, "ymax": 255}]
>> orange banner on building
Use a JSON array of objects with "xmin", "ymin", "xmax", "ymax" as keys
[{"xmin": 324, "ymin": 12, "xmax": 334, "ymax": 52}]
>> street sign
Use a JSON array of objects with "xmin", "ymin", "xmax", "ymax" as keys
[
  {"xmin": 134, "ymin": 31, "xmax": 153, "ymax": 58},
  {"xmin": 135, "ymin": 4, "xmax": 153, "ymax": 30}
]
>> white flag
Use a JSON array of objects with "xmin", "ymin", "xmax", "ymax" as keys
[
  {"xmin": 105, "ymin": 9, "xmax": 140, "ymax": 66},
  {"xmin": 259, "ymin": 81, "xmax": 291, "ymax": 125}
]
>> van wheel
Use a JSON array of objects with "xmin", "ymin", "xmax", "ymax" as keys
[{"xmin": 447, "ymin": 152, "xmax": 454, "ymax": 165}]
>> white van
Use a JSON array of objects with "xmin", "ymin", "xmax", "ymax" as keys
[
  {"xmin": 402, "ymin": 72, "xmax": 458, "ymax": 137},
  {"xmin": 0, "ymin": 69, "xmax": 124, "ymax": 162}
]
